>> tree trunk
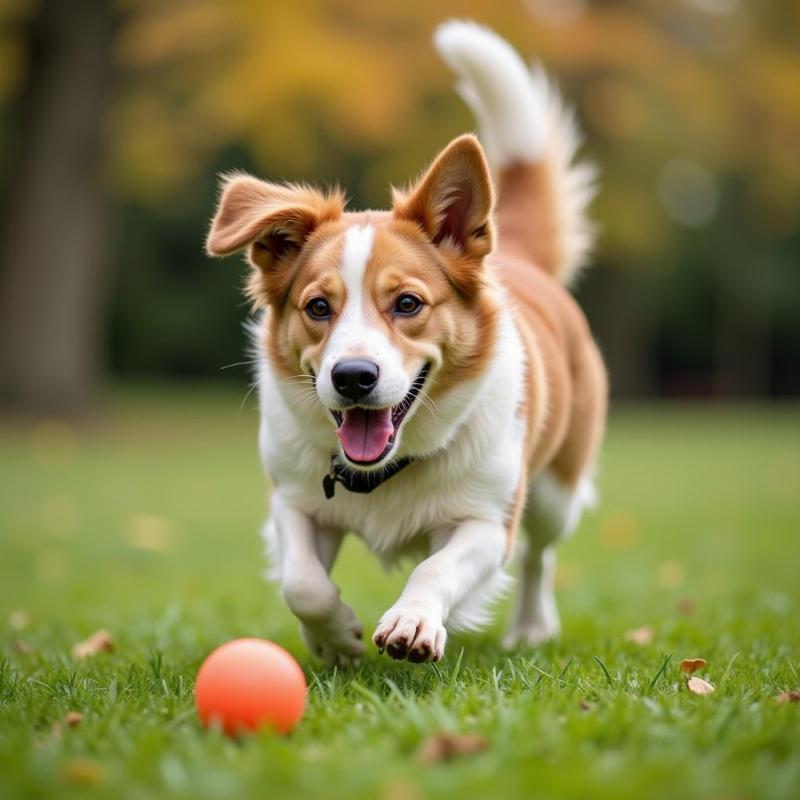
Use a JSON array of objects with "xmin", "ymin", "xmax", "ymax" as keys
[
  {"xmin": 712, "ymin": 244, "xmax": 772, "ymax": 398},
  {"xmin": 0, "ymin": 0, "xmax": 112, "ymax": 414},
  {"xmin": 576, "ymin": 265, "xmax": 655, "ymax": 399}
]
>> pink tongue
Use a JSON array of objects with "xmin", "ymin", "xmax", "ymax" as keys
[{"xmin": 337, "ymin": 407, "xmax": 394, "ymax": 463}]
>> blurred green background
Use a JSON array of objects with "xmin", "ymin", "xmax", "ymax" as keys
[
  {"xmin": 1, "ymin": 5, "xmax": 799, "ymax": 798},
  {"xmin": 1, "ymin": 0, "xmax": 799, "ymax": 414}
]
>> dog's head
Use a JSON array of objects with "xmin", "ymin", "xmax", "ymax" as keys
[{"xmin": 207, "ymin": 135, "xmax": 499, "ymax": 470}]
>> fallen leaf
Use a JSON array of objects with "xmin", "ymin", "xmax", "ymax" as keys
[
  {"xmin": 418, "ymin": 732, "xmax": 487, "ymax": 764},
  {"xmin": 61, "ymin": 758, "xmax": 105, "ymax": 785},
  {"xmin": 598, "ymin": 511, "xmax": 639, "ymax": 550},
  {"xmin": 687, "ymin": 676, "xmax": 715, "ymax": 695},
  {"xmin": 72, "ymin": 630, "xmax": 114, "ymax": 659},
  {"xmin": 676, "ymin": 597, "xmax": 696, "ymax": 616},
  {"xmin": 16, "ymin": 640, "xmax": 33, "ymax": 654},
  {"xmin": 579, "ymin": 700, "xmax": 593, "ymax": 711},
  {"xmin": 9, "ymin": 609, "xmax": 30, "ymax": 631},
  {"xmin": 776, "ymin": 691, "xmax": 800, "ymax": 704},
  {"xmin": 679, "ymin": 658, "xmax": 707, "ymax": 674},
  {"xmin": 65, "ymin": 711, "xmax": 84, "ymax": 728},
  {"xmin": 625, "ymin": 625, "xmax": 654, "ymax": 645},
  {"xmin": 657, "ymin": 560, "xmax": 685, "ymax": 589}
]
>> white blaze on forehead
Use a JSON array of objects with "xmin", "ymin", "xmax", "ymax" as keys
[
  {"xmin": 316, "ymin": 221, "xmax": 408, "ymax": 409},
  {"xmin": 340, "ymin": 224, "xmax": 375, "ymax": 319}
]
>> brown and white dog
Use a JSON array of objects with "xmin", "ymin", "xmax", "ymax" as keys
[{"xmin": 206, "ymin": 21, "xmax": 607, "ymax": 664}]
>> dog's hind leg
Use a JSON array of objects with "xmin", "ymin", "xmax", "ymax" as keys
[{"xmin": 503, "ymin": 469, "xmax": 595, "ymax": 648}]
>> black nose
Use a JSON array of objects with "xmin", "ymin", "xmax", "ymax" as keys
[{"xmin": 331, "ymin": 359, "xmax": 379, "ymax": 401}]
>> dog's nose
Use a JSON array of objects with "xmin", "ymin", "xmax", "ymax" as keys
[{"xmin": 331, "ymin": 359, "xmax": 379, "ymax": 401}]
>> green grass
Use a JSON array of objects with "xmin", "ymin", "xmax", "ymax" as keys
[{"xmin": 2, "ymin": 387, "xmax": 799, "ymax": 800}]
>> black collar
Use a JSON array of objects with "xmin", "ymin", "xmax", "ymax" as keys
[{"xmin": 323, "ymin": 454, "xmax": 413, "ymax": 499}]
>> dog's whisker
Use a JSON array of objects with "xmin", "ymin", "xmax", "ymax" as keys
[
  {"xmin": 283, "ymin": 381, "xmax": 316, "ymax": 390},
  {"xmin": 280, "ymin": 373, "xmax": 317, "ymax": 385},
  {"xmin": 220, "ymin": 359, "xmax": 260, "ymax": 371},
  {"xmin": 290, "ymin": 386, "xmax": 319, "ymax": 403},
  {"xmin": 416, "ymin": 387, "xmax": 439, "ymax": 419},
  {"xmin": 238, "ymin": 382, "xmax": 258, "ymax": 416},
  {"xmin": 291, "ymin": 388, "xmax": 324, "ymax": 415}
]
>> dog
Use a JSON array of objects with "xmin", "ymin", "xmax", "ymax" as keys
[{"xmin": 206, "ymin": 20, "xmax": 607, "ymax": 665}]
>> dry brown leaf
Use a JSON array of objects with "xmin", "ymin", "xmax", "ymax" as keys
[
  {"xmin": 72, "ymin": 629, "xmax": 114, "ymax": 659},
  {"xmin": 686, "ymin": 676, "xmax": 715, "ymax": 695},
  {"xmin": 776, "ymin": 691, "xmax": 800, "ymax": 704},
  {"xmin": 625, "ymin": 625, "xmax": 654, "ymax": 645},
  {"xmin": 9, "ymin": 609, "xmax": 30, "ymax": 631},
  {"xmin": 676, "ymin": 597, "xmax": 696, "ymax": 616},
  {"xmin": 418, "ymin": 732, "xmax": 487, "ymax": 764},
  {"xmin": 61, "ymin": 758, "xmax": 105, "ymax": 785},
  {"xmin": 679, "ymin": 658, "xmax": 707, "ymax": 674},
  {"xmin": 65, "ymin": 711, "xmax": 85, "ymax": 728}
]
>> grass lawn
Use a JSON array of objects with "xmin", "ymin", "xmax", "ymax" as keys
[{"xmin": 1, "ymin": 386, "xmax": 799, "ymax": 800}]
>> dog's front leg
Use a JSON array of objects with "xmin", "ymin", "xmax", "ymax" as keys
[
  {"xmin": 269, "ymin": 494, "xmax": 364, "ymax": 666},
  {"xmin": 373, "ymin": 519, "xmax": 507, "ymax": 663}
]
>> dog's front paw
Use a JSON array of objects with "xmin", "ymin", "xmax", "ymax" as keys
[
  {"xmin": 372, "ymin": 605, "xmax": 446, "ymax": 663},
  {"xmin": 302, "ymin": 602, "xmax": 365, "ymax": 667}
]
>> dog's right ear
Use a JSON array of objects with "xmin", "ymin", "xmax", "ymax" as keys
[{"xmin": 206, "ymin": 173, "xmax": 344, "ymax": 305}]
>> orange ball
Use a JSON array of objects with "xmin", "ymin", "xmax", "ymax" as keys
[{"xmin": 195, "ymin": 638, "xmax": 306, "ymax": 735}]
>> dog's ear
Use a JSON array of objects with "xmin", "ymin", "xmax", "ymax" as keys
[
  {"xmin": 392, "ymin": 135, "xmax": 495, "ymax": 267},
  {"xmin": 206, "ymin": 173, "xmax": 344, "ymax": 305}
]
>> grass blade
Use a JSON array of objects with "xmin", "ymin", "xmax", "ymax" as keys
[
  {"xmin": 448, "ymin": 647, "xmax": 465, "ymax": 688},
  {"xmin": 719, "ymin": 652, "xmax": 739, "ymax": 686},
  {"xmin": 649, "ymin": 653, "xmax": 672, "ymax": 691},
  {"xmin": 594, "ymin": 656, "xmax": 615, "ymax": 688}
]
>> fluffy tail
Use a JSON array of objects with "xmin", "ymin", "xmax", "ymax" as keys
[{"xmin": 434, "ymin": 20, "xmax": 596, "ymax": 286}]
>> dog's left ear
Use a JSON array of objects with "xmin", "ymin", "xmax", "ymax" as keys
[{"xmin": 392, "ymin": 134, "xmax": 495, "ymax": 264}]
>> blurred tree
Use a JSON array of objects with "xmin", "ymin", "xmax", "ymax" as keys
[
  {"xmin": 107, "ymin": 0, "xmax": 800, "ymax": 398},
  {"xmin": 0, "ymin": 0, "xmax": 798, "ymax": 406},
  {"xmin": 0, "ymin": 0, "xmax": 112, "ymax": 413}
]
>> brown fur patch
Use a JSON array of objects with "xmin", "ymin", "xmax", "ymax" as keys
[
  {"xmin": 206, "ymin": 174, "xmax": 345, "ymax": 307},
  {"xmin": 390, "ymin": 135, "xmax": 500, "ymax": 395},
  {"xmin": 392, "ymin": 135, "xmax": 495, "ymax": 297}
]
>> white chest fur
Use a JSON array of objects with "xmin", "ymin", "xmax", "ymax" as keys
[{"xmin": 255, "ymin": 309, "xmax": 526, "ymax": 559}]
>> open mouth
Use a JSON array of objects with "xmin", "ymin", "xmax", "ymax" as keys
[{"xmin": 330, "ymin": 364, "xmax": 429, "ymax": 465}]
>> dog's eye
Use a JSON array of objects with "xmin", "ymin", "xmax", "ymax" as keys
[
  {"xmin": 394, "ymin": 293, "xmax": 423, "ymax": 316},
  {"xmin": 306, "ymin": 297, "xmax": 332, "ymax": 320}
]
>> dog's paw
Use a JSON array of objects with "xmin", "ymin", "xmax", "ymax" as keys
[
  {"xmin": 302, "ymin": 602, "xmax": 365, "ymax": 666},
  {"xmin": 372, "ymin": 605, "xmax": 446, "ymax": 663},
  {"xmin": 502, "ymin": 616, "xmax": 561, "ymax": 650}
]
